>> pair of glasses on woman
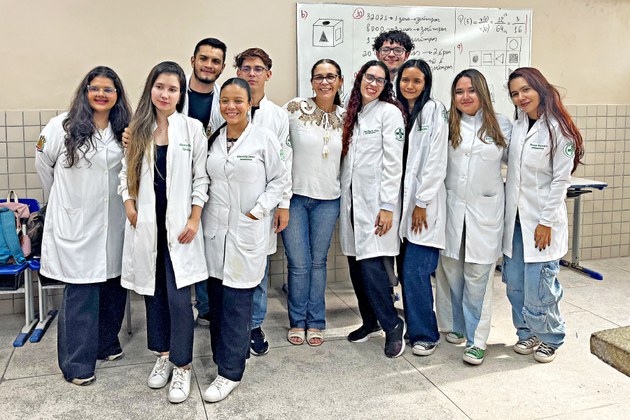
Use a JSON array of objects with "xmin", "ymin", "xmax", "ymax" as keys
[
  {"xmin": 363, "ymin": 73, "xmax": 387, "ymax": 87},
  {"xmin": 312, "ymin": 74, "xmax": 340, "ymax": 84},
  {"xmin": 87, "ymin": 86, "xmax": 116, "ymax": 95}
]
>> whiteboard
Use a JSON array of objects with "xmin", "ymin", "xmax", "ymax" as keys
[{"xmin": 296, "ymin": 3, "xmax": 532, "ymax": 117}]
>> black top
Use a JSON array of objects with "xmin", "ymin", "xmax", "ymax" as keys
[
  {"xmin": 188, "ymin": 89, "xmax": 214, "ymax": 129},
  {"xmin": 528, "ymin": 116, "xmax": 537, "ymax": 132},
  {"xmin": 154, "ymin": 145, "xmax": 168, "ymax": 243},
  {"xmin": 251, "ymin": 105, "xmax": 260, "ymax": 121}
]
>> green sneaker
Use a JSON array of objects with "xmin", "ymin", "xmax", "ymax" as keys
[
  {"xmin": 446, "ymin": 331, "xmax": 466, "ymax": 344},
  {"xmin": 463, "ymin": 346, "xmax": 485, "ymax": 365}
]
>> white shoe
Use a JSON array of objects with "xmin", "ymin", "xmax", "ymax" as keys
[
  {"xmin": 203, "ymin": 375, "xmax": 240, "ymax": 403},
  {"xmin": 148, "ymin": 356, "xmax": 173, "ymax": 389},
  {"xmin": 168, "ymin": 367, "xmax": 192, "ymax": 403}
]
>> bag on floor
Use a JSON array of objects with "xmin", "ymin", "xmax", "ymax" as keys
[{"xmin": 0, "ymin": 191, "xmax": 31, "ymax": 264}]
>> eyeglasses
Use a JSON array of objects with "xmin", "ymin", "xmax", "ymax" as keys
[
  {"xmin": 238, "ymin": 66, "xmax": 267, "ymax": 75},
  {"xmin": 379, "ymin": 46, "xmax": 407, "ymax": 56},
  {"xmin": 363, "ymin": 73, "xmax": 387, "ymax": 87},
  {"xmin": 87, "ymin": 85, "xmax": 117, "ymax": 95},
  {"xmin": 312, "ymin": 74, "xmax": 339, "ymax": 84}
]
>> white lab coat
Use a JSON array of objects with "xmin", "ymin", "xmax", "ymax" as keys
[
  {"xmin": 442, "ymin": 110, "xmax": 512, "ymax": 264},
  {"xmin": 182, "ymin": 73, "xmax": 223, "ymax": 136},
  {"xmin": 251, "ymin": 95, "xmax": 292, "ymax": 255},
  {"xmin": 119, "ymin": 112, "xmax": 209, "ymax": 296},
  {"xmin": 202, "ymin": 123, "xmax": 289, "ymax": 289},
  {"xmin": 339, "ymin": 100, "xmax": 405, "ymax": 260},
  {"xmin": 35, "ymin": 113, "xmax": 125, "ymax": 284},
  {"xmin": 399, "ymin": 99, "xmax": 449, "ymax": 249},
  {"xmin": 503, "ymin": 111, "xmax": 573, "ymax": 262}
]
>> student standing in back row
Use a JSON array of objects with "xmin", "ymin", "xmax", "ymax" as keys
[
  {"xmin": 36, "ymin": 66, "xmax": 131, "ymax": 386},
  {"xmin": 232, "ymin": 48, "xmax": 292, "ymax": 357},
  {"xmin": 503, "ymin": 67, "xmax": 584, "ymax": 363},
  {"xmin": 372, "ymin": 30, "xmax": 415, "ymax": 83}
]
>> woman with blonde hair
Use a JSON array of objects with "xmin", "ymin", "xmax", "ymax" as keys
[
  {"xmin": 435, "ymin": 69, "xmax": 511, "ymax": 365},
  {"xmin": 119, "ymin": 61, "xmax": 209, "ymax": 403}
]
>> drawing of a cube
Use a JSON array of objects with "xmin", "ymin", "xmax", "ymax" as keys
[{"xmin": 313, "ymin": 19, "xmax": 343, "ymax": 47}]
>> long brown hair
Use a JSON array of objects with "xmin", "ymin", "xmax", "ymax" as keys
[
  {"xmin": 448, "ymin": 69, "xmax": 506, "ymax": 149},
  {"xmin": 126, "ymin": 61, "xmax": 186, "ymax": 198},
  {"xmin": 341, "ymin": 60, "xmax": 404, "ymax": 157},
  {"xmin": 508, "ymin": 67, "xmax": 584, "ymax": 173}
]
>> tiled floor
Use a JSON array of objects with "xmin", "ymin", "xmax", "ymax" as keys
[{"xmin": 1, "ymin": 257, "xmax": 629, "ymax": 419}]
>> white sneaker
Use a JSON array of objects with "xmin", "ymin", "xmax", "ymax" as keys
[
  {"xmin": 168, "ymin": 367, "xmax": 192, "ymax": 403},
  {"xmin": 203, "ymin": 375, "xmax": 240, "ymax": 403},
  {"xmin": 148, "ymin": 356, "xmax": 173, "ymax": 389}
]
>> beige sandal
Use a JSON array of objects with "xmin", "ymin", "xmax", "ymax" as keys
[
  {"xmin": 306, "ymin": 329, "xmax": 324, "ymax": 347},
  {"xmin": 287, "ymin": 329, "xmax": 305, "ymax": 345}
]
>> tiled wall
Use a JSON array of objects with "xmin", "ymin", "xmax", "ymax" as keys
[{"xmin": 1, "ymin": 105, "xmax": 629, "ymax": 314}]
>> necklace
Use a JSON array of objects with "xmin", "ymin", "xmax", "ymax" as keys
[
  {"xmin": 322, "ymin": 112, "xmax": 331, "ymax": 158},
  {"xmin": 226, "ymin": 137, "xmax": 238, "ymax": 153}
]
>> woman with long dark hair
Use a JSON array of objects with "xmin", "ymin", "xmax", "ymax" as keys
[
  {"xmin": 35, "ymin": 66, "xmax": 131, "ymax": 385},
  {"xmin": 435, "ymin": 69, "xmax": 511, "ymax": 365},
  {"xmin": 282, "ymin": 59, "xmax": 345, "ymax": 347},
  {"xmin": 202, "ymin": 78, "xmax": 288, "ymax": 402},
  {"xmin": 503, "ymin": 67, "xmax": 584, "ymax": 363},
  {"xmin": 395, "ymin": 59, "xmax": 449, "ymax": 358},
  {"xmin": 339, "ymin": 60, "xmax": 407, "ymax": 358},
  {"xmin": 119, "ymin": 61, "xmax": 209, "ymax": 403}
]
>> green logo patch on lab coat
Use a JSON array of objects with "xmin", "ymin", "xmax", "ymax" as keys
[
  {"xmin": 563, "ymin": 141, "xmax": 575, "ymax": 158},
  {"xmin": 395, "ymin": 127, "xmax": 405, "ymax": 142}
]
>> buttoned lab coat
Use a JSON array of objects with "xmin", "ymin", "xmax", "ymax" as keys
[
  {"xmin": 339, "ymin": 100, "xmax": 405, "ymax": 260},
  {"xmin": 399, "ymin": 99, "xmax": 449, "ymax": 249},
  {"xmin": 203, "ymin": 123, "xmax": 289, "ymax": 289},
  {"xmin": 119, "ymin": 112, "xmax": 209, "ymax": 295},
  {"xmin": 442, "ymin": 110, "xmax": 512, "ymax": 264},
  {"xmin": 182, "ymin": 73, "xmax": 222, "ymax": 135},
  {"xmin": 503, "ymin": 111, "xmax": 573, "ymax": 262},
  {"xmin": 35, "ymin": 113, "xmax": 125, "ymax": 283},
  {"xmin": 251, "ymin": 95, "xmax": 292, "ymax": 255}
]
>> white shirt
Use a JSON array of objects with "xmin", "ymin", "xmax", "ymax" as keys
[
  {"xmin": 35, "ymin": 113, "xmax": 125, "ymax": 283},
  {"xmin": 339, "ymin": 100, "xmax": 405, "ymax": 259},
  {"xmin": 399, "ymin": 99, "xmax": 449, "ymax": 249},
  {"xmin": 503, "ymin": 111, "xmax": 573, "ymax": 262},
  {"xmin": 119, "ymin": 112, "xmax": 210, "ymax": 295},
  {"xmin": 203, "ymin": 123, "xmax": 289, "ymax": 289},
  {"xmin": 442, "ymin": 110, "xmax": 512, "ymax": 264},
  {"xmin": 284, "ymin": 97, "xmax": 345, "ymax": 200}
]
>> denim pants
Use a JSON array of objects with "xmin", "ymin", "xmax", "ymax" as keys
[
  {"xmin": 281, "ymin": 195, "xmax": 340, "ymax": 330},
  {"xmin": 251, "ymin": 256, "xmax": 271, "ymax": 329},
  {"xmin": 348, "ymin": 256, "xmax": 400, "ymax": 333},
  {"xmin": 435, "ymin": 243, "xmax": 495, "ymax": 350},
  {"xmin": 194, "ymin": 281, "xmax": 209, "ymax": 317},
  {"xmin": 144, "ymin": 244, "xmax": 194, "ymax": 367},
  {"xmin": 57, "ymin": 276, "xmax": 127, "ymax": 381},
  {"xmin": 401, "ymin": 242, "xmax": 440, "ymax": 344},
  {"xmin": 503, "ymin": 220, "xmax": 565, "ymax": 348},
  {"xmin": 207, "ymin": 277, "xmax": 255, "ymax": 382}
]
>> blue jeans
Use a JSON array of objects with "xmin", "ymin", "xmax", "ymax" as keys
[
  {"xmin": 503, "ymin": 219, "xmax": 565, "ymax": 348},
  {"xmin": 144, "ymin": 244, "xmax": 195, "ymax": 367},
  {"xmin": 207, "ymin": 277, "xmax": 254, "ymax": 382},
  {"xmin": 251, "ymin": 256, "xmax": 271, "ymax": 329},
  {"xmin": 281, "ymin": 195, "xmax": 340, "ymax": 330},
  {"xmin": 194, "ymin": 281, "xmax": 209, "ymax": 317},
  {"xmin": 401, "ymin": 242, "xmax": 440, "ymax": 344},
  {"xmin": 348, "ymin": 256, "xmax": 400, "ymax": 333},
  {"xmin": 57, "ymin": 276, "xmax": 127, "ymax": 381}
]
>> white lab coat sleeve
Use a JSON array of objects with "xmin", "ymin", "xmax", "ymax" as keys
[
  {"xmin": 540, "ymin": 126, "xmax": 573, "ymax": 227},
  {"xmin": 250, "ymin": 137, "xmax": 289, "ymax": 220},
  {"xmin": 34, "ymin": 117, "xmax": 65, "ymax": 197},
  {"xmin": 278, "ymin": 111, "xmax": 292, "ymax": 209},
  {"xmin": 379, "ymin": 105, "xmax": 405, "ymax": 211},
  {"xmin": 117, "ymin": 154, "xmax": 133, "ymax": 203},
  {"xmin": 190, "ymin": 121, "xmax": 210, "ymax": 207},
  {"xmin": 498, "ymin": 114, "xmax": 513, "ymax": 163},
  {"xmin": 415, "ymin": 101, "xmax": 448, "ymax": 208}
]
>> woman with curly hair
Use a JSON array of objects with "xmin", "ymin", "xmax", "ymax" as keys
[
  {"xmin": 35, "ymin": 66, "xmax": 131, "ymax": 386},
  {"xmin": 339, "ymin": 60, "xmax": 407, "ymax": 358}
]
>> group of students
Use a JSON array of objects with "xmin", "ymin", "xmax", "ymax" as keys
[{"xmin": 34, "ymin": 30, "xmax": 584, "ymax": 405}]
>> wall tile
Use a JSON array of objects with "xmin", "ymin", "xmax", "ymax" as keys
[{"xmin": 5, "ymin": 111, "xmax": 23, "ymax": 126}]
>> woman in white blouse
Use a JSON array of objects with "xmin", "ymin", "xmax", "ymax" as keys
[{"xmin": 282, "ymin": 59, "xmax": 345, "ymax": 347}]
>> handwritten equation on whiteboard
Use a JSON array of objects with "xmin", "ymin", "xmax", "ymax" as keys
[{"xmin": 296, "ymin": 3, "xmax": 532, "ymax": 117}]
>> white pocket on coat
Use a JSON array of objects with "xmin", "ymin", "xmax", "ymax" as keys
[
  {"xmin": 476, "ymin": 195, "xmax": 501, "ymax": 226},
  {"xmin": 54, "ymin": 207, "xmax": 84, "ymax": 241},
  {"xmin": 236, "ymin": 213, "xmax": 266, "ymax": 251}
]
